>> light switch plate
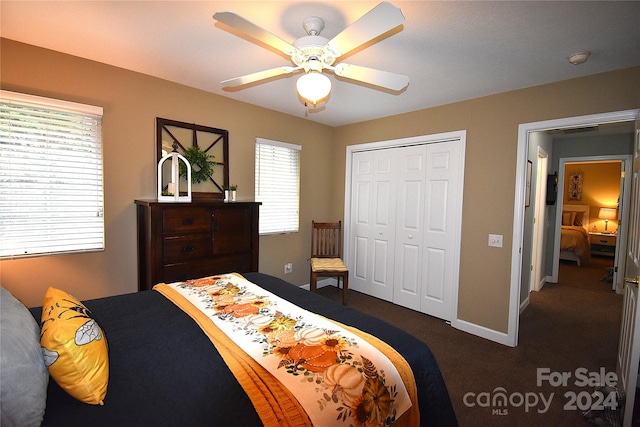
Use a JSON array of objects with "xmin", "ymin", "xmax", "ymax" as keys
[{"xmin": 488, "ymin": 234, "xmax": 503, "ymax": 248}]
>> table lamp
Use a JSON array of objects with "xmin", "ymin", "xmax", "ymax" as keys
[{"xmin": 598, "ymin": 207, "xmax": 617, "ymax": 233}]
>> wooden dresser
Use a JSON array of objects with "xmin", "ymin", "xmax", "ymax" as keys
[{"xmin": 135, "ymin": 200, "xmax": 260, "ymax": 291}]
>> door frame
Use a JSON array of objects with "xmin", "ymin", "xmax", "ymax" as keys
[
  {"xmin": 531, "ymin": 147, "xmax": 549, "ymax": 292},
  {"xmin": 344, "ymin": 130, "xmax": 466, "ymax": 323},
  {"xmin": 510, "ymin": 109, "xmax": 639, "ymax": 347},
  {"xmin": 549, "ymin": 156, "xmax": 632, "ymax": 289}
]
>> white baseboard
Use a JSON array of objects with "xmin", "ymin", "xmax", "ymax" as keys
[
  {"xmin": 452, "ymin": 318, "xmax": 513, "ymax": 347},
  {"xmin": 537, "ymin": 277, "xmax": 547, "ymax": 291},
  {"xmin": 303, "ymin": 279, "xmax": 515, "ymax": 347},
  {"xmin": 299, "ymin": 278, "xmax": 337, "ymax": 291},
  {"xmin": 520, "ymin": 295, "xmax": 530, "ymax": 313}
]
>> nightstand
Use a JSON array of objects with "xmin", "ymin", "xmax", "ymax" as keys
[{"xmin": 589, "ymin": 232, "xmax": 617, "ymax": 257}]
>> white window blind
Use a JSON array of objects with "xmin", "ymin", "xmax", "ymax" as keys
[
  {"xmin": 0, "ymin": 90, "xmax": 104, "ymax": 259},
  {"xmin": 255, "ymin": 138, "xmax": 301, "ymax": 235}
]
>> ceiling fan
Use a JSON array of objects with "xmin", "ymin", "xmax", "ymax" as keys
[{"xmin": 213, "ymin": 2, "xmax": 409, "ymax": 105}]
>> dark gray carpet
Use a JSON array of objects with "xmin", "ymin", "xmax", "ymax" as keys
[{"xmin": 316, "ymin": 256, "xmax": 623, "ymax": 426}]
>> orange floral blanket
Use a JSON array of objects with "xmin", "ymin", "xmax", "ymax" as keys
[{"xmin": 154, "ymin": 274, "xmax": 417, "ymax": 427}]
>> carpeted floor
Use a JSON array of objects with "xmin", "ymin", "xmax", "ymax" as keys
[{"xmin": 316, "ymin": 256, "xmax": 623, "ymax": 426}]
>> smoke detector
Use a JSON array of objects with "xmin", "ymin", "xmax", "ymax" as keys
[{"xmin": 568, "ymin": 51, "xmax": 590, "ymax": 65}]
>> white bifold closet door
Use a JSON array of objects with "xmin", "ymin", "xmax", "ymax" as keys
[{"xmin": 349, "ymin": 140, "xmax": 463, "ymax": 321}]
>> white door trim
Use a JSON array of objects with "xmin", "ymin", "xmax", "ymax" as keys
[
  {"xmin": 511, "ymin": 109, "xmax": 640, "ymax": 347},
  {"xmin": 531, "ymin": 148, "xmax": 549, "ymax": 292},
  {"xmin": 344, "ymin": 130, "xmax": 466, "ymax": 323}
]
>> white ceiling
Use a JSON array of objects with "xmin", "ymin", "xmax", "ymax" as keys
[{"xmin": 2, "ymin": 1, "xmax": 639, "ymax": 127}]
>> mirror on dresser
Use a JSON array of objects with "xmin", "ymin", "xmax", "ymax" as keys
[{"xmin": 156, "ymin": 117, "xmax": 229, "ymax": 199}]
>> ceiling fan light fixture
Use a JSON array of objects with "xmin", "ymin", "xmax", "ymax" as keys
[
  {"xmin": 214, "ymin": 2, "xmax": 408, "ymax": 104},
  {"xmin": 296, "ymin": 72, "xmax": 331, "ymax": 105}
]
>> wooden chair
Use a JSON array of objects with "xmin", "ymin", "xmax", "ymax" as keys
[{"xmin": 309, "ymin": 221, "xmax": 349, "ymax": 305}]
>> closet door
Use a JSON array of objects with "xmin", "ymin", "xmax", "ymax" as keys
[
  {"xmin": 348, "ymin": 138, "xmax": 463, "ymax": 322},
  {"xmin": 392, "ymin": 145, "xmax": 427, "ymax": 310},
  {"xmin": 350, "ymin": 150, "xmax": 397, "ymax": 301},
  {"xmin": 420, "ymin": 141, "xmax": 463, "ymax": 320}
]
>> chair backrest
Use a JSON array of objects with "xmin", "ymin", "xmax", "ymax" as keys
[{"xmin": 311, "ymin": 221, "xmax": 343, "ymax": 259}]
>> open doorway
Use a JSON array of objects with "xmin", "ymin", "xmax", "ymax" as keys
[
  {"xmin": 507, "ymin": 109, "xmax": 639, "ymax": 347},
  {"xmin": 520, "ymin": 129, "xmax": 633, "ymax": 301},
  {"xmin": 552, "ymin": 159, "xmax": 629, "ymax": 292}
]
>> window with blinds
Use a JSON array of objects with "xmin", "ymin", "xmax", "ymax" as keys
[
  {"xmin": 255, "ymin": 138, "xmax": 301, "ymax": 235},
  {"xmin": 0, "ymin": 90, "xmax": 104, "ymax": 259}
]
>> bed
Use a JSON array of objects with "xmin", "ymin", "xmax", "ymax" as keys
[
  {"xmin": 2, "ymin": 272, "xmax": 457, "ymax": 427},
  {"xmin": 559, "ymin": 204, "xmax": 591, "ymax": 266}
]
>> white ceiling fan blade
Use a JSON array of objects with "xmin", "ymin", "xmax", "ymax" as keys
[
  {"xmin": 221, "ymin": 66, "xmax": 299, "ymax": 87},
  {"xmin": 333, "ymin": 63, "xmax": 409, "ymax": 91},
  {"xmin": 325, "ymin": 2, "xmax": 405, "ymax": 58},
  {"xmin": 213, "ymin": 12, "xmax": 298, "ymax": 55}
]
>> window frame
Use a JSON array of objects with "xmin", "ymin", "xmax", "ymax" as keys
[
  {"xmin": 255, "ymin": 137, "xmax": 301, "ymax": 235},
  {"xmin": 0, "ymin": 90, "xmax": 105, "ymax": 260}
]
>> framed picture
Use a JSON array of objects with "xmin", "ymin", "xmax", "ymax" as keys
[
  {"xmin": 567, "ymin": 171, "xmax": 583, "ymax": 201},
  {"xmin": 525, "ymin": 160, "xmax": 532, "ymax": 207}
]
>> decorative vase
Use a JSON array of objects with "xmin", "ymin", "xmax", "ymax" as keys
[{"xmin": 231, "ymin": 190, "xmax": 237, "ymax": 202}]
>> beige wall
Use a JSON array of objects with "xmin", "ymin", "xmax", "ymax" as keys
[
  {"xmin": 0, "ymin": 39, "xmax": 334, "ymax": 307},
  {"xmin": 1, "ymin": 38, "xmax": 639, "ymax": 337},
  {"xmin": 332, "ymin": 67, "xmax": 640, "ymax": 333}
]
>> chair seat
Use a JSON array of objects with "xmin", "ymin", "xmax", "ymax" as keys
[{"xmin": 310, "ymin": 257, "xmax": 348, "ymax": 272}]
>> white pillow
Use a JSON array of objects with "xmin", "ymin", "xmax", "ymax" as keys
[{"xmin": 0, "ymin": 287, "xmax": 48, "ymax": 427}]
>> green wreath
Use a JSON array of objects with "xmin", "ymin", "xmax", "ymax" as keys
[{"xmin": 180, "ymin": 146, "xmax": 216, "ymax": 184}]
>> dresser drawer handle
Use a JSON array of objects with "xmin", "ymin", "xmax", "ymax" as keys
[
  {"xmin": 182, "ymin": 218, "xmax": 194, "ymax": 226},
  {"xmin": 182, "ymin": 245, "xmax": 195, "ymax": 253}
]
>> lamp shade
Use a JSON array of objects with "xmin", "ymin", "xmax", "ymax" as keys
[
  {"xmin": 598, "ymin": 208, "xmax": 617, "ymax": 220},
  {"xmin": 296, "ymin": 72, "xmax": 331, "ymax": 105}
]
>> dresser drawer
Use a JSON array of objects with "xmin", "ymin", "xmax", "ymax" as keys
[
  {"xmin": 591, "ymin": 235, "xmax": 616, "ymax": 246},
  {"xmin": 163, "ymin": 208, "xmax": 211, "ymax": 234},
  {"xmin": 163, "ymin": 234, "xmax": 212, "ymax": 263}
]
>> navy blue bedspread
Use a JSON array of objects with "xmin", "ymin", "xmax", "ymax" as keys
[{"xmin": 30, "ymin": 272, "xmax": 457, "ymax": 426}]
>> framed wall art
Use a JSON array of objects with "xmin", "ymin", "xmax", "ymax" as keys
[{"xmin": 567, "ymin": 171, "xmax": 583, "ymax": 201}]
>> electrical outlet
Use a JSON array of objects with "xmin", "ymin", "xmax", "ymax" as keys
[
  {"xmin": 284, "ymin": 262, "xmax": 293, "ymax": 274},
  {"xmin": 488, "ymin": 234, "xmax": 503, "ymax": 248}
]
